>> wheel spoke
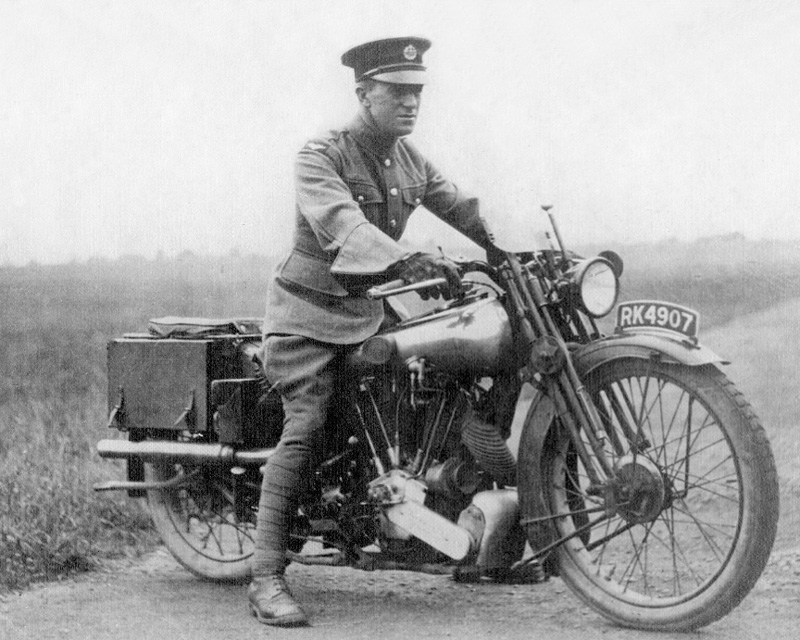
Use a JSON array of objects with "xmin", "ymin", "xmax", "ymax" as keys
[
  {"xmin": 619, "ymin": 521, "xmax": 654, "ymax": 592},
  {"xmin": 648, "ymin": 509, "xmax": 706, "ymax": 590},
  {"xmin": 669, "ymin": 501, "xmax": 735, "ymax": 560}
]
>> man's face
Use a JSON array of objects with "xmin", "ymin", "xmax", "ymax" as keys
[{"xmin": 361, "ymin": 82, "xmax": 423, "ymax": 137}]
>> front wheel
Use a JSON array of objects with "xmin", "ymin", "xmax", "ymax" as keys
[
  {"xmin": 146, "ymin": 460, "xmax": 256, "ymax": 582},
  {"xmin": 538, "ymin": 360, "xmax": 778, "ymax": 631}
]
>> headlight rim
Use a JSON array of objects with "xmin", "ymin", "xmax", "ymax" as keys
[{"xmin": 570, "ymin": 256, "xmax": 620, "ymax": 318}]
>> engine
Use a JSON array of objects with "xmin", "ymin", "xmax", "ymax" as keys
[
  {"xmin": 335, "ymin": 359, "xmax": 516, "ymax": 554},
  {"xmin": 298, "ymin": 294, "xmax": 520, "ymax": 559}
]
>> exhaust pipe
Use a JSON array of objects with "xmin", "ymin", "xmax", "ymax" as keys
[{"xmin": 96, "ymin": 439, "xmax": 273, "ymax": 468}]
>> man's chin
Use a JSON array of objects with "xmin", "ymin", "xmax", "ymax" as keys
[{"xmin": 394, "ymin": 121, "xmax": 416, "ymax": 136}]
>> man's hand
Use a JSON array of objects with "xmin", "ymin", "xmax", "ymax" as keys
[{"xmin": 393, "ymin": 253, "xmax": 463, "ymax": 301}]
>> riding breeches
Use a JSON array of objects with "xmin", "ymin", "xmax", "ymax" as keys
[{"xmin": 253, "ymin": 334, "xmax": 355, "ymax": 576}]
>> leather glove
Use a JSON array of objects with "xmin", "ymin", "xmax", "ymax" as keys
[{"xmin": 393, "ymin": 253, "xmax": 463, "ymax": 301}]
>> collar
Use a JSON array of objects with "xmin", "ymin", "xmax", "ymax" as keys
[{"xmin": 348, "ymin": 111, "xmax": 399, "ymax": 158}]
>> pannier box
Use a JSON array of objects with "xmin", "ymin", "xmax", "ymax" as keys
[{"xmin": 107, "ymin": 337, "xmax": 244, "ymax": 432}]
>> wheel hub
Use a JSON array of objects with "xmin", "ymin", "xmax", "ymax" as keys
[{"xmin": 608, "ymin": 455, "xmax": 667, "ymax": 524}]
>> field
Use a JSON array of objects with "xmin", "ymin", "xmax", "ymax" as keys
[{"xmin": 1, "ymin": 236, "xmax": 799, "ymax": 591}]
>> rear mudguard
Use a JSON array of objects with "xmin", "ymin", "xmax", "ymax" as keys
[{"xmin": 516, "ymin": 331, "xmax": 725, "ymax": 553}]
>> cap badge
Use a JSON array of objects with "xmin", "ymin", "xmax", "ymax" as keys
[{"xmin": 403, "ymin": 44, "xmax": 418, "ymax": 61}]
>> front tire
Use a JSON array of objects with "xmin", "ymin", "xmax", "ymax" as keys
[{"xmin": 539, "ymin": 360, "xmax": 778, "ymax": 631}]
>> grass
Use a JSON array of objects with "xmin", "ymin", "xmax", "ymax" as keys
[
  {"xmin": 0, "ymin": 396, "xmax": 152, "ymax": 589},
  {"xmin": 1, "ymin": 236, "xmax": 799, "ymax": 592},
  {"xmin": 0, "ymin": 252, "xmax": 270, "ymax": 591}
]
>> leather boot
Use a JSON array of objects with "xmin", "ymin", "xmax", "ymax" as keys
[{"xmin": 248, "ymin": 574, "xmax": 309, "ymax": 627}]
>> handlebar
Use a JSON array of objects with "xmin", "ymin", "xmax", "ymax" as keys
[{"xmin": 365, "ymin": 277, "xmax": 448, "ymax": 300}]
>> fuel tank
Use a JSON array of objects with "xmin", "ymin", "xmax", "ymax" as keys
[{"xmin": 357, "ymin": 296, "xmax": 514, "ymax": 374}]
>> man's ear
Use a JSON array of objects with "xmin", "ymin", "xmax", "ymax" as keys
[{"xmin": 356, "ymin": 86, "xmax": 370, "ymax": 108}]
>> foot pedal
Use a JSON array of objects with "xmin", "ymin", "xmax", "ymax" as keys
[{"xmin": 452, "ymin": 559, "xmax": 547, "ymax": 584}]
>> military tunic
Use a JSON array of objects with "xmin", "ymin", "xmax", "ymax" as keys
[{"xmin": 263, "ymin": 111, "xmax": 488, "ymax": 344}]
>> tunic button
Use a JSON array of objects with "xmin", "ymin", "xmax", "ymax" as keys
[
  {"xmin": 384, "ymin": 158, "xmax": 391, "ymax": 167},
  {"xmin": 389, "ymin": 187, "xmax": 398, "ymax": 196},
  {"xmin": 415, "ymin": 198, "xmax": 421, "ymax": 205},
  {"xmin": 389, "ymin": 219, "xmax": 397, "ymax": 228}
]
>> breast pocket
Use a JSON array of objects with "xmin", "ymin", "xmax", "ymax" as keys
[
  {"xmin": 346, "ymin": 181, "xmax": 384, "ymax": 225},
  {"xmin": 402, "ymin": 183, "xmax": 426, "ymax": 213}
]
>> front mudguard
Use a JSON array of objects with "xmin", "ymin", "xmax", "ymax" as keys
[
  {"xmin": 572, "ymin": 330, "xmax": 726, "ymax": 376},
  {"xmin": 516, "ymin": 331, "xmax": 725, "ymax": 554}
]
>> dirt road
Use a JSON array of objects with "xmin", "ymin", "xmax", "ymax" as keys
[{"xmin": 2, "ymin": 542, "xmax": 799, "ymax": 640}]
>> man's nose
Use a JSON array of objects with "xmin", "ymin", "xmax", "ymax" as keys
[{"xmin": 399, "ymin": 92, "xmax": 419, "ymax": 108}]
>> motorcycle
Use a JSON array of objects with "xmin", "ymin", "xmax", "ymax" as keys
[{"xmin": 94, "ymin": 208, "xmax": 779, "ymax": 631}]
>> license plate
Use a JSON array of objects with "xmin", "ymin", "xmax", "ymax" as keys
[{"xmin": 615, "ymin": 300, "xmax": 700, "ymax": 339}]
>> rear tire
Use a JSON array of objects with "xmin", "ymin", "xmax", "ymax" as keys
[
  {"xmin": 146, "ymin": 460, "xmax": 255, "ymax": 582},
  {"xmin": 537, "ymin": 360, "xmax": 778, "ymax": 631}
]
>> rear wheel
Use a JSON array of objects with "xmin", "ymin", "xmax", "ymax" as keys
[
  {"xmin": 538, "ymin": 360, "xmax": 778, "ymax": 631},
  {"xmin": 146, "ymin": 460, "xmax": 256, "ymax": 582}
]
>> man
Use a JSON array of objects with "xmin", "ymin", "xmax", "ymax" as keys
[{"xmin": 249, "ymin": 36, "xmax": 493, "ymax": 627}]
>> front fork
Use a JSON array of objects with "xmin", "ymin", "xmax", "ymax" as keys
[{"xmin": 499, "ymin": 254, "xmax": 616, "ymax": 487}]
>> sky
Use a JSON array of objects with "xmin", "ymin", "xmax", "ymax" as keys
[{"xmin": 1, "ymin": 0, "xmax": 799, "ymax": 265}]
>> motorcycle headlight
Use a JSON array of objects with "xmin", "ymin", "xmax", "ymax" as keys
[{"xmin": 569, "ymin": 257, "xmax": 619, "ymax": 318}]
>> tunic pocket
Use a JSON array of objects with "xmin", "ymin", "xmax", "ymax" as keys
[
  {"xmin": 347, "ymin": 181, "xmax": 384, "ymax": 206},
  {"xmin": 402, "ymin": 184, "xmax": 426, "ymax": 210},
  {"xmin": 346, "ymin": 180, "xmax": 384, "ymax": 225}
]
